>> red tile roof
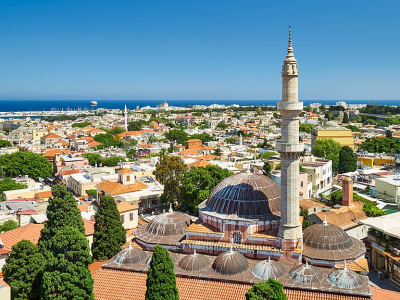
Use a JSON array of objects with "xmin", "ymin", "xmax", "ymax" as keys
[
  {"xmin": 0, "ymin": 223, "xmax": 44, "ymax": 252},
  {"xmin": 91, "ymin": 267, "xmax": 374, "ymax": 300}
]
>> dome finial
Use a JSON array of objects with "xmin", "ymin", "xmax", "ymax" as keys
[
  {"xmin": 343, "ymin": 260, "xmax": 347, "ymax": 270},
  {"xmin": 230, "ymin": 244, "xmax": 233, "ymax": 253},
  {"xmin": 322, "ymin": 213, "xmax": 328, "ymax": 225},
  {"xmin": 169, "ymin": 203, "xmax": 173, "ymax": 213},
  {"xmin": 268, "ymin": 256, "xmax": 271, "ymax": 263},
  {"xmin": 128, "ymin": 240, "xmax": 132, "ymax": 249},
  {"xmin": 193, "ymin": 249, "xmax": 197, "ymax": 255}
]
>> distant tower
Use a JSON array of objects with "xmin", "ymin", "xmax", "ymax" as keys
[
  {"xmin": 277, "ymin": 27, "xmax": 303, "ymax": 246},
  {"xmin": 124, "ymin": 104, "xmax": 128, "ymax": 131},
  {"xmin": 239, "ymin": 134, "xmax": 243, "ymax": 146},
  {"xmin": 342, "ymin": 177, "xmax": 353, "ymax": 206}
]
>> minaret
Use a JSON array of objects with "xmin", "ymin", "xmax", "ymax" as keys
[
  {"xmin": 277, "ymin": 27, "xmax": 303, "ymax": 245},
  {"xmin": 124, "ymin": 104, "xmax": 128, "ymax": 131}
]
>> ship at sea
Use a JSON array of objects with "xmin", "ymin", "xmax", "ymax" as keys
[{"xmin": 90, "ymin": 100, "xmax": 98, "ymax": 107}]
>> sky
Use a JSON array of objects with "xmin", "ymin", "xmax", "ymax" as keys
[{"xmin": 0, "ymin": 0, "xmax": 399, "ymax": 101}]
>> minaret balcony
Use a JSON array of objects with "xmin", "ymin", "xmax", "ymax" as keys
[
  {"xmin": 276, "ymin": 142, "xmax": 304, "ymax": 153},
  {"xmin": 277, "ymin": 102, "xmax": 303, "ymax": 112}
]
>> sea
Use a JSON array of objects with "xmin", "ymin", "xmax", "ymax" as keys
[{"xmin": 0, "ymin": 99, "xmax": 399, "ymax": 112}]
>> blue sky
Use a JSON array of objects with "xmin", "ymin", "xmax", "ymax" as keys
[{"xmin": 0, "ymin": 1, "xmax": 399, "ymax": 100}]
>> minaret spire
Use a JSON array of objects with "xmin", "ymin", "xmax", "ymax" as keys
[
  {"xmin": 277, "ymin": 26, "xmax": 303, "ymax": 250},
  {"xmin": 124, "ymin": 104, "xmax": 128, "ymax": 131}
]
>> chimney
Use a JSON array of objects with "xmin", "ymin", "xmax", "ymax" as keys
[{"xmin": 342, "ymin": 177, "xmax": 353, "ymax": 206}]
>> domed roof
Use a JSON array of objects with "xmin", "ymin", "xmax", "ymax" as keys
[
  {"xmin": 305, "ymin": 119, "xmax": 318, "ymax": 125},
  {"xmin": 303, "ymin": 221, "xmax": 366, "ymax": 261},
  {"xmin": 114, "ymin": 243, "xmax": 147, "ymax": 266},
  {"xmin": 147, "ymin": 206, "xmax": 191, "ymax": 237},
  {"xmin": 146, "ymin": 251, "xmax": 177, "ymax": 266},
  {"xmin": 327, "ymin": 263, "xmax": 365, "ymax": 289},
  {"xmin": 324, "ymin": 121, "xmax": 339, "ymax": 128},
  {"xmin": 204, "ymin": 172, "xmax": 281, "ymax": 220},
  {"xmin": 179, "ymin": 250, "xmax": 210, "ymax": 272},
  {"xmin": 252, "ymin": 257, "xmax": 285, "ymax": 280},
  {"xmin": 289, "ymin": 262, "xmax": 323, "ymax": 285},
  {"xmin": 213, "ymin": 247, "xmax": 249, "ymax": 276}
]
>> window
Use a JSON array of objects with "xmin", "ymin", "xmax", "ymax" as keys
[
  {"xmin": 127, "ymin": 176, "xmax": 130, "ymax": 181},
  {"xmin": 121, "ymin": 215, "xmax": 124, "ymax": 224},
  {"xmin": 129, "ymin": 212, "xmax": 134, "ymax": 221},
  {"xmin": 300, "ymin": 181, "xmax": 303, "ymax": 187},
  {"xmin": 232, "ymin": 231, "xmax": 242, "ymax": 244}
]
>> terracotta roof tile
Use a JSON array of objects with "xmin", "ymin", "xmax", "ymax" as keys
[
  {"xmin": 97, "ymin": 181, "xmax": 148, "ymax": 196},
  {"xmin": 83, "ymin": 218, "xmax": 95, "ymax": 235},
  {"xmin": 91, "ymin": 267, "xmax": 374, "ymax": 300},
  {"xmin": 35, "ymin": 191, "xmax": 53, "ymax": 198},
  {"xmin": 0, "ymin": 223, "xmax": 44, "ymax": 252},
  {"xmin": 117, "ymin": 202, "xmax": 138, "ymax": 213},
  {"xmin": 370, "ymin": 286, "xmax": 400, "ymax": 300}
]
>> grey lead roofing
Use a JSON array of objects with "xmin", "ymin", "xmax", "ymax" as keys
[{"xmin": 204, "ymin": 172, "xmax": 281, "ymax": 220}]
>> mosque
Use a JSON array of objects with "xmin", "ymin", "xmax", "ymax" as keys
[{"xmin": 95, "ymin": 29, "xmax": 374, "ymax": 299}]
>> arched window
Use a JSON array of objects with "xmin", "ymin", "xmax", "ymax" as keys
[{"xmin": 232, "ymin": 231, "xmax": 242, "ymax": 244}]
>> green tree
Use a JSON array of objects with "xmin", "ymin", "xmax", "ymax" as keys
[
  {"xmin": 0, "ymin": 139, "xmax": 12, "ymax": 148},
  {"xmin": 0, "ymin": 178, "xmax": 27, "ymax": 198},
  {"xmin": 86, "ymin": 189, "xmax": 97, "ymax": 199},
  {"xmin": 364, "ymin": 119, "xmax": 377, "ymax": 125},
  {"xmin": 342, "ymin": 112, "xmax": 349, "ymax": 123},
  {"xmin": 180, "ymin": 165, "xmax": 231, "ymax": 213},
  {"xmin": 72, "ymin": 121, "xmax": 91, "ymax": 128},
  {"xmin": 345, "ymin": 125, "xmax": 360, "ymax": 132},
  {"xmin": 300, "ymin": 207, "xmax": 313, "ymax": 230},
  {"xmin": 155, "ymin": 153, "xmax": 186, "ymax": 204},
  {"xmin": 110, "ymin": 127, "xmax": 125, "ymax": 135},
  {"xmin": 386, "ymin": 130, "xmax": 393, "ymax": 139},
  {"xmin": 259, "ymin": 152, "xmax": 277, "ymax": 160},
  {"xmin": 38, "ymin": 185, "xmax": 85, "ymax": 253},
  {"xmin": 225, "ymin": 137, "xmax": 238, "ymax": 144},
  {"xmin": 2, "ymin": 240, "xmax": 45, "ymax": 300},
  {"xmin": 216, "ymin": 123, "xmax": 228, "ymax": 129},
  {"xmin": 164, "ymin": 129, "xmax": 189, "ymax": 145},
  {"xmin": 0, "ymin": 151, "xmax": 52, "ymax": 180},
  {"xmin": 338, "ymin": 146, "xmax": 357, "ymax": 173},
  {"xmin": 127, "ymin": 121, "xmax": 145, "ymax": 131},
  {"xmin": 299, "ymin": 123, "xmax": 314, "ymax": 134},
  {"xmin": 83, "ymin": 153, "xmax": 103, "ymax": 166},
  {"xmin": 94, "ymin": 133, "xmax": 123, "ymax": 148},
  {"xmin": 145, "ymin": 244, "xmax": 178, "ymax": 300},
  {"xmin": 41, "ymin": 227, "xmax": 94, "ymax": 300},
  {"xmin": 0, "ymin": 220, "xmax": 19, "ymax": 232},
  {"xmin": 103, "ymin": 156, "xmax": 126, "ymax": 167},
  {"xmin": 190, "ymin": 133, "xmax": 215, "ymax": 143},
  {"xmin": 92, "ymin": 196, "xmax": 126, "ymax": 261},
  {"xmin": 262, "ymin": 161, "xmax": 272, "ymax": 177},
  {"xmin": 213, "ymin": 148, "xmax": 222, "ymax": 156},
  {"xmin": 148, "ymin": 135, "xmax": 159, "ymax": 143},
  {"xmin": 313, "ymin": 139, "xmax": 342, "ymax": 158},
  {"xmin": 245, "ymin": 278, "xmax": 287, "ymax": 300}
]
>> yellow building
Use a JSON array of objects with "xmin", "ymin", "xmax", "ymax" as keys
[
  {"xmin": 311, "ymin": 121, "xmax": 354, "ymax": 149},
  {"xmin": 357, "ymin": 155, "xmax": 395, "ymax": 167}
]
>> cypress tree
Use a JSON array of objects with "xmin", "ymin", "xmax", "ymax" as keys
[
  {"xmin": 343, "ymin": 112, "xmax": 349, "ymax": 123},
  {"xmin": 38, "ymin": 184, "xmax": 85, "ymax": 253},
  {"xmin": 338, "ymin": 146, "xmax": 357, "ymax": 173},
  {"xmin": 41, "ymin": 227, "xmax": 94, "ymax": 300},
  {"xmin": 92, "ymin": 196, "xmax": 126, "ymax": 260},
  {"xmin": 145, "ymin": 244, "xmax": 179, "ymax": 300},
  {"xmin": 246, "ymin": 278, "xmax": 287, "ymax": 300},
  {"xmin": 2, "ymin": 240, "xmax": 45, "ymax": 300}
]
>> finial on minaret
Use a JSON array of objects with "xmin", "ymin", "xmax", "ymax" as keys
[
  {"xmin": 322, "ymin": 213, "xmax": 328, "ymax": 225},
  {"xmin": 169, "ymin": 203, "xmax": 173, "ymax": 213},
  {"xmin": 287, "ymin": 25, "xmax": 293, "ymax": 56}
]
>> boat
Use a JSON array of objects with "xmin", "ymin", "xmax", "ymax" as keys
[{"xmin": 90, "ymin": 100, "xmax": 98, "ymax": 107}]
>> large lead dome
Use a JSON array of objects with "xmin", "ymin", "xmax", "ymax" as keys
[{"xmin": 204, "ymin": 172, "xmax": 281, "ymax": 219}]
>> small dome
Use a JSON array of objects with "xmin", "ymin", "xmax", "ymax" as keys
[
  {"xmin": 305, "ymin": 119, "xmax": 318, "ymax": 125},
  {"xmin": 147, "ymin": 208, "xmax": 191, "ymax": 237},
  {"xmin": 324, "ymin": 121, "xmax": 339, "ymax": 128},
  {"xmin": 289, "ymin": 263, "xmax": 323, "ymax": 285},
  {"xmin": 204, "ymin": 172, "xmax": 281, "ymax": 220},
  {"xmin": 303, "ymin": 222, "xmax": 366, "ymax": 262},
  {"xmin": 328, "ymin": 264, "xmax": 364, "ymax": 289},
  {"xmin": 179, "ymin": 250, "xmax": 210, "ymax": 272},
  {"xmin": 213, "ymin": 248, "xmax": 249, "ymax": 276},
  {"xmin": 114, "ymin": 244, "xmax": 146, "ymax": 266},
  {"xmin": 146, "ymin": 251, "xmax": 177, "ymax": 266},
  {"xmin": 252, "ymin": 257, "xmax": 285, "ymax": 280}
]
